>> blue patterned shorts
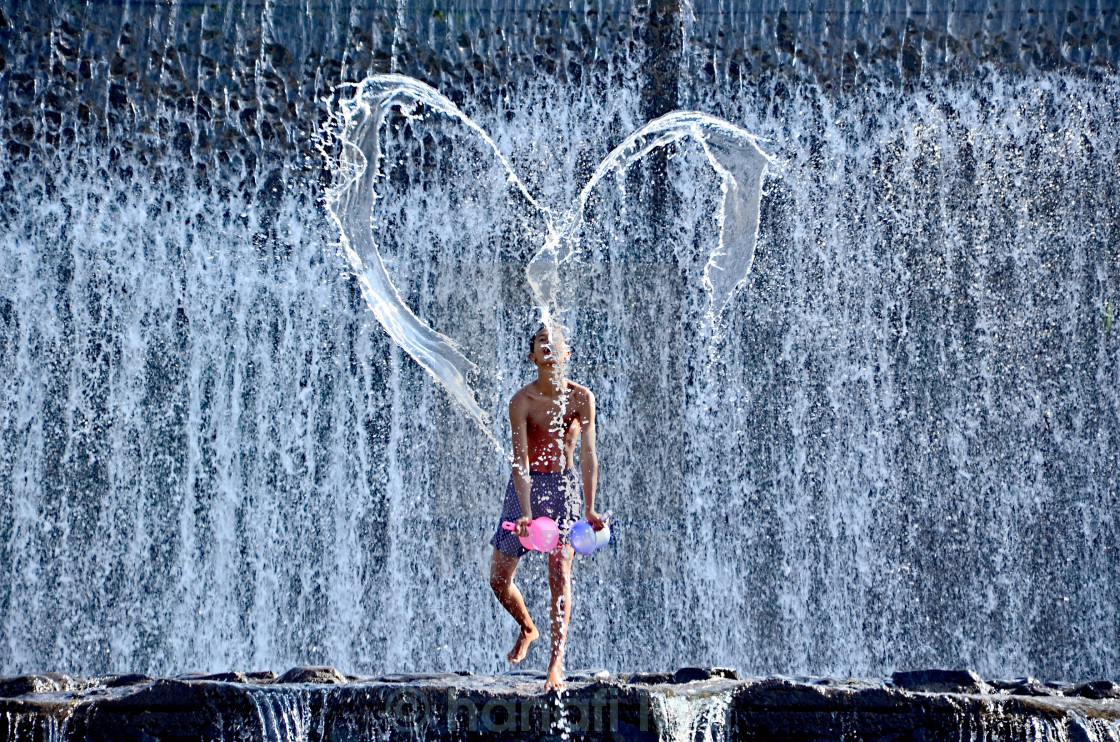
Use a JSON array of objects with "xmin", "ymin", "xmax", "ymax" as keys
[{"xmin": 490, "ymin": 469, "xmax": 581, "ymax": 557}]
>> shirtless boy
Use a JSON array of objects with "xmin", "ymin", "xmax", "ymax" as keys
[{"xmin": 489, "ymin": 325, "xmax": 608, "ymax": 692}]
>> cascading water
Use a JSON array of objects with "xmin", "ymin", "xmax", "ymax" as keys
[
  {"xmin": 2, "ymin": 713, "xmax": 64, "ymax": 742},
  {"xmin": 245, "ymin": 686, "xmax": 317, "ymax": 741},
  {"xmin": 653, "ymin": 688, "xmax": 733, "ymax": 742},
  {"xmin": 0, "ymin": 0, "xmax": 1118, "ymax": 694}
]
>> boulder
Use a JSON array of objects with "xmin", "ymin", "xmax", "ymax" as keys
[
  {"xmin": 626, "ymin": 671, "xmax": 674, "ymax": 684},
  {"xmin": 1008, "ymin": 680, "xmax": 1060, "ymax": 697},
  {"xmin": 891, "ymin": 669, "xmax": 991, "ymax": 694},
  {"xmin": 1074, "ymin": 680, "xmax": 1120, "ymax": 700},
  {"xmin": 104, "ymin": 674, "xmax": 154, "ymax": 688},
  {"xmin": 0, "ymin": 674, "xmax": 74, "ymax": 696},
  {"xmin": 275, "ymin": 666, "xmax": 348, "ymax": 684}
]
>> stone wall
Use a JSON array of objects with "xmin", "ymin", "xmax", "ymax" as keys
[{"xmin": 2, "ymin": 667, "xmax": 1119, "ymax": 741}]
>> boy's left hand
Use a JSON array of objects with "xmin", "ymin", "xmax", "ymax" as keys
[{"xmin": 586, "ymin": 510, "xmax": 609, "ymax": 530}]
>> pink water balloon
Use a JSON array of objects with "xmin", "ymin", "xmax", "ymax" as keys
[{"xmin": 502, "ymin": 516, "xmax": 560, "ymax": 552}]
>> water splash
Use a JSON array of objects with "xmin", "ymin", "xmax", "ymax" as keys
[
  {"xmin": 528, "ymin": 111, "xmax": 771, "ymax": 326},
  {"xmin": 324, "ymin": 75, "xmax": 770, "ymax": 456},
  {"xmin": 323, "ymin": 73, "xmax": 548, "ymax": 458}
]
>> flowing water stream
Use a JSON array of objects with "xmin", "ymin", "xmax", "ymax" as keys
[{"xmin": 0, "ymin": 0, "xmax": 1117, "ymax": 688}]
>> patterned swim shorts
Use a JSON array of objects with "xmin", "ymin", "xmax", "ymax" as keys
[{"xmin": 489, "ymin": 469, "xmax": 581, "ymax": 557}]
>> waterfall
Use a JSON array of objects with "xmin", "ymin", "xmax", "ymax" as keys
[{"xmin": 0, "ymin": 0, "xmax": 1117, "ymax": 683}]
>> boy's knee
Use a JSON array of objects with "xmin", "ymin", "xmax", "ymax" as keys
[
  {"xmin": 490, "ymin": 574, "xmax": 508, "ymax": 593},
  {"xmin": 549, "ymin": 556, "xmax": 572, "ymax": 577},
  {"xmin": 548, "ymin": 568, "xmax": 571, "ymax": 592}
]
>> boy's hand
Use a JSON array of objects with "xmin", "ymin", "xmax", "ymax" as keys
[
  {"xmin": 514, "ymin": 515, "xmax": 532, "ymax": 538},
  {"xmin": 586, "ymin": 510, "xmax": 609, "ymax": 531}
]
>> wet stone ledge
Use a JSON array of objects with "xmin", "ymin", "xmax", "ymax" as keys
[{"xmin": 1, "ymin": 667, "xmax": 1119, "ymax": 741}]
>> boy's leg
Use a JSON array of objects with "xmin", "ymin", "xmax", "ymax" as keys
[
  {"xmin": 545, "ymin": 545, "xmax": 574, "ymax": 691},
  {"xmin": 490, "ymin": 548, "xmax": 539, "ymax": 663}
]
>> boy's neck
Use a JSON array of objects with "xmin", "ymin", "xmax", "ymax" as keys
[{"xmin": 534, "ymin": 367, "xmax": 566, "ymax": 397}]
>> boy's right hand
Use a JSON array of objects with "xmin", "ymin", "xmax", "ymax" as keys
[
  {"xmin": 586, "ymin": 510, "xmax": 609, "ymax": 531},
  {"xmin": 514, "ymin": 516, "xmax": 532, "ymax": 538}
]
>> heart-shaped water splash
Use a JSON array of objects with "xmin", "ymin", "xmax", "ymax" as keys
[{"xmin": 323, "ymin": 74, "xmax": 771, "ymax": 459}]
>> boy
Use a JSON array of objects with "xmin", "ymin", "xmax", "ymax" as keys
[{"xmin": 489, "ymin": 325, "xmax": 607, "ymax": 691}]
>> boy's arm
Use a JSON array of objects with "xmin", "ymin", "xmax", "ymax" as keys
[
  {"xmin": 579, "ymin": 390, "xmax": 607, "ymax": 530},
  {"xmin": 509, "ymin": 396, "xmax": 533, "ymax": 536}
]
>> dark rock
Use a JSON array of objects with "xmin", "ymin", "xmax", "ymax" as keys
[
  {"xmin": 626, "ymin": 671, "xmax": 674, "ymax": 684},
  {"xmin": 891, "ymin": 669, "xmax": 991, "ymax": 694},
  {"xmin": 1068, "ymin": 718, "xmax": 1097, "ymax": 742},
  {"xmin": 1045, "ymin": 681, "xmax": 1077, "ymax": 694},
  {"xmin": 809, "ymin": 677, "xmax": 882, "ymax": 689},
  {"xmin": 0, "ymin": 675, "xmax": 55, "ymax": 697},
  {"xmin": 672, "ymin": 667, "xmax": 739, "ymax": 683},
  {"xmin": 1009, "ymin": 681, "xmax": 1059, "ymax": 697},
  {"xmin": 60, "ymin": 678, "xmax": 231, "ymax": 740},
  {"xmin": 186, "ymin": 672, "xmax": 249, "ymax": 683},
  {"xmin": 1074, "ymin": 680, "xmax": 1120, "ymax": 699},
  {"xmin": 178, "ymin": 670, "xmax": 276, "ymax": 684},
  {"xmin": 275, "ymin": 666, "xmax": 348, "ymax": 684},
  {"xmin": 124, "ymin": 678, "xmax": 205, "ymax": 706},
  {"xmin": 737, "ymin": 677, "xmax": 882, "ymax": 709},
  {"xmin": 108, "ymin": 83, "xmax": 128, "ymax": 107},
  {"xmin": 105, "ymin": 674, "xmax": 154, "ymax": 688},
  {"xmin": 0, "ymin": 673, "xmax": 76, "ymax": 696},
  {"xmin": 731, "ymin": 676, "xmax": 1108, "ymax": 742}
]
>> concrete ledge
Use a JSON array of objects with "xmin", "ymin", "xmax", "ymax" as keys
[{"xmin": 1, "ymin": 669, "xmax": 1118, "ymax": 741}]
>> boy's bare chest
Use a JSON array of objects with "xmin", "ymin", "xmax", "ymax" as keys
[{"xmin": 525, "ymin": 399, "xmax": 578, "ymax": 435}]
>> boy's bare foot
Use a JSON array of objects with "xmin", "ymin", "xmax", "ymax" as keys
[
  {"xmin": 545, "ymin": 665, "xmax": 565, "ymax": 691},
  {"xmin": 507, "ymin": 626, "xmax": 539, "ymax": 663}
]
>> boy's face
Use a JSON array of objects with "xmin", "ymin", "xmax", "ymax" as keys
[{"xmin": 530, "ymin": 326, "xmax": 569, "ymax": 366}]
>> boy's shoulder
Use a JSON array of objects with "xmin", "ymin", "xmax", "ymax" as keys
[
  {"xmin": 509, "ymin": 382, "xmax": 537, "ymax": 408},
  {"xmin": 565, "ymin": 379, "xmax": 594, "ymax": 405},
  {"xmin": 511, "ymin": 381, "xmax": 536, "ymax": 399}
]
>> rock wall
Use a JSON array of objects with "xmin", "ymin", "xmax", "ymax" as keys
[{"xmin": 2, "ymin": 668, "xmax": 1120, "ymax": 741}]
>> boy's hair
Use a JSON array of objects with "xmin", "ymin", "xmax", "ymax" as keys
[
  {"xmin": 529, "ymin": 325, "xmax": 545, "ymax": 354},
  {"xmin": 529, "ymin": 324, "xmax": 566, "ymax": 354}
]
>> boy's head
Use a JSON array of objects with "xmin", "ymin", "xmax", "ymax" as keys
[{"xmin": 529, "ymin": 324, "xmax": 569, "ymax": 365}]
